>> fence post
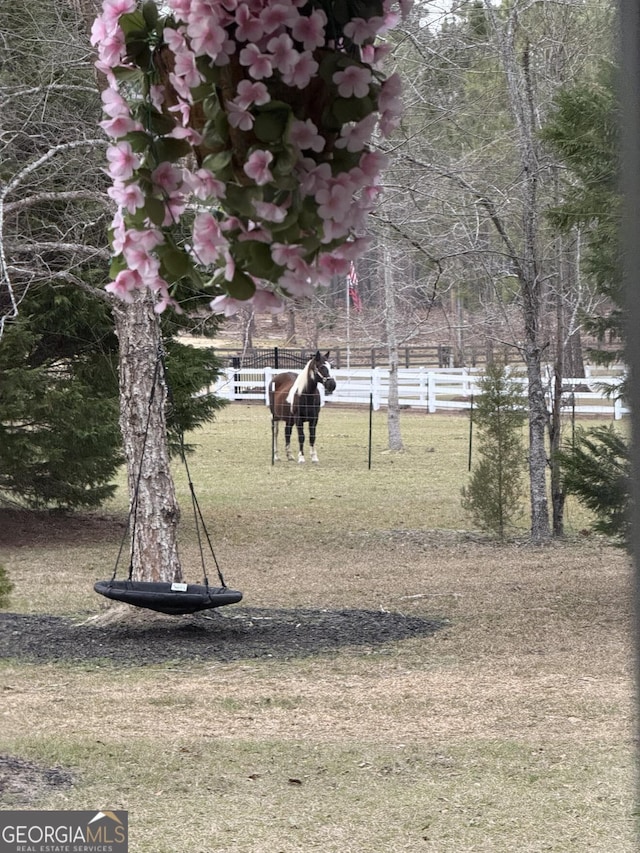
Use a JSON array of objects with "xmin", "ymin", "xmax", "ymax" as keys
[
  {"xmin": 372, "ymin": 367, "xmax": 381, "ymax": 410},
  {"xmin": 264, "ymin": 367, "xmax": 273, "ymax": 405},
  {"xmin": 428, "ymin": 372, "xmax": 436, "ymax": 413}
]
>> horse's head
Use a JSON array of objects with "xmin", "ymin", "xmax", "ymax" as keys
[{"xmin": 312, "ymin": 350, "xmax": 336, "ymax": 395}]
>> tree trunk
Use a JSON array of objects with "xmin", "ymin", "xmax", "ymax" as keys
[
  {"xmin": 68, "ymin": 0, "xmax": 184, "ymax": 580},
  {"xmin": 384, "ymin": 246, "xmax": 404, "ymax": 452},
  {"xmin": 112, "ymin": 292, "xmax": 183, "ymax": 582}
]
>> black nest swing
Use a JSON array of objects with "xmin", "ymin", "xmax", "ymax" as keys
[{"xmin": 95, "ymin": 345, "xmax": 242, "ymax": 616}]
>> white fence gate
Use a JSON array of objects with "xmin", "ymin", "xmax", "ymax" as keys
[{"xmin": 207, "ymin": 367, "xmax": 628, "ymax": 420}]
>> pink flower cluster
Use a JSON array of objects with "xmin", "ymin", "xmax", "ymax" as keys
[{"xmin": 93, "ymin": 0, "xmax": 411, "ymax": 315}]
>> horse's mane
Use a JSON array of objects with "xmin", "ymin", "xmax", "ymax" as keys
[{"xmin": 286, "ymin": 358, "xmax": 314, "ymax": 407}]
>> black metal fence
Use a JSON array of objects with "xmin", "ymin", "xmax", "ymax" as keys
[{"xmin": 218, "ymin": 345, "xmax": 453, "ymax": 370}]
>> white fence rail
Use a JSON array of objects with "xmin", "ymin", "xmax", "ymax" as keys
[{"xmin": 208, "ymin": 367, "xmax": 629, "ymax": 419}]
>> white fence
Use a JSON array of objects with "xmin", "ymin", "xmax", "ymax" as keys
[{"xmin": 208, "ymin": 366, "xmax": 629, "ymax": 419}]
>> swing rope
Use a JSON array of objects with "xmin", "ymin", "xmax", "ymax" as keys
[
  {"xmin": 110, "ymin": 340, "xmax": 226, "ymax": 590},
  {"xmin": 110, "ymin": 346, "xmax": 163, "ymax": 583}
]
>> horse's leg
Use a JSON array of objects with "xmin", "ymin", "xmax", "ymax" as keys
[
  {"xmin": 309, "ymin": 418, "xmax": 319, "ymax": 463},
  {"xmin": 272, "ymin": 419, "xmax": 280, "ymax": 462},
  {"xmin": 296, "ymin": 421, "xmax": 306, "ymax": 463},
  {"xmin": 284, "ymin": 422, "xmax": 294, "ymax": 461}
]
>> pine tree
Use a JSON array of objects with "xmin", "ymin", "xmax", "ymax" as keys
[
  {"xmin": 462, "ymin": 362, "xmax": 527, "ymax": 540},
  {"xmin": 559, "ymin": 425, "xmax": 630, "ymax": 547}
]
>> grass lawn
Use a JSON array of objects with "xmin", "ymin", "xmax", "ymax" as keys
[{"xmin": 0, "ymin": 404, "xmax": 636, "ymax": 851}]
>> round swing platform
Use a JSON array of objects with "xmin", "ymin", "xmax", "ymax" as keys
[{"xmin": 94, "ymin": 580, "xmax": 243, "ymax": 616}]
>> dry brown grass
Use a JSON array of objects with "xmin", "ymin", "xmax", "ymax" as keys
[{"xmin": 0, "ymin": 406, "xmax": 637, "ymax": 851}]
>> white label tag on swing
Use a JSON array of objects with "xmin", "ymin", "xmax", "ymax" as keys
[{"xmin": 171, "ymin": 582, "xmax": 188, "ymax": 592}]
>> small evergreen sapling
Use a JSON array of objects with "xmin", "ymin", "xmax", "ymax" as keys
[{"xmin": 462, "ymin": 362, "xmax": 527, "ymax": 539}]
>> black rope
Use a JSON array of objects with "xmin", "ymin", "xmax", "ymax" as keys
[
  {"xmin": 111, "ymin": 346, "xmax": 162, "ymax": 582},
  {"xmin": 110, "ymin": 338, "xmax": 227, "ymax": 590}
]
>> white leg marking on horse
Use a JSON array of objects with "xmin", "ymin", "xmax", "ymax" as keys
[
  {"xmin": 286, "ymin": 446, "xmax": 294, "ymax": 461},
  {"xmin": 310, "ymin": 447, "xmax": 319, "ymax": 463},
  {"xmin": 298, "ymin": 451, "xmax": 305, "ymax": 464}
]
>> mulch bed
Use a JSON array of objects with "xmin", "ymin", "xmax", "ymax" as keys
[{"xmin": 0, "ymin": 607, "xmax": 443, "ymax": 666}]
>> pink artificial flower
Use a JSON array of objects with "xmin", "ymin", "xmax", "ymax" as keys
[
  {"xmin": 244, "ymin": 150, "xmax": 274, "ymax": 186},
  {"xmin": 271, "ymin": 243, "xmax": 304, "ymax": 269},
  {"xmin": 162, "ymin": 192, "xmax": 187, "ymax": 226},
  {"xmin": 106, "ymin": 268, "xmax": 143, "ymax": 302},
  {"xmin": 296, "ymin": 158, "xmax": 331, "ymax": 196},
  {"xmin": 235, "ymin": 5, "xmax": 264, "ymax": 43},
  {"xmin": 343, "ymin": 16, "xmax": 384, "ymax": 44},
  {"xmin": 122, "ymin": 227, "xmax": 164, "ymax": 254},
  {"xmin": 282, "ymin": 50, "xmax": 318, "ymax": 88},
  {"xmin": 317, "ymin": 253, "xmax": 351, "ymax": 277},
  {"xmin": 260, "ymin": 2, "xmax": 298, "ymax": 34},
  {"xmin": 235, "ymin": 80, "xmax": 270, "ymax": 110},
  {"xmin": 359, "ymin": 149, "xmax": 389, "ymax": 179},
  {"xmin": 168, "ymin": 125, "xmax": 203, "ymax": 144},
  {"xmin": 251, "ymin": 287, "xmax": 286, "ymax": 314},
  {"xmin": 291, "ymin": 8, "xmax": 327, "ymax": 49},
  {"xmin": 105, "ymin": 141, "xmax": 140, "ymax": 181},
  {"xmin": 361, "ymin": 42, "xmax": 391, "ymax": 67},
  {"xmin": 333, "ymin": 65, "xmax": 372, "ymax": 98},
  {"xmin": 289, "ymin": 118, "xmax": 325, "ymax": 153},
  {"xmin": 173, "ymin": 48, "xmax": 204, "ymax": 88},
  {"xmin": 90, "ymin": 16, "xmax": 108, "ymax": 48},
  {"xmin": 188, "ymin": 17, "xmax": 227, "ymax": 58},
  {"xmin": 227, "ymin": 101, "xmax": 254, "ymax": 131},
  {"xmin": 100, "ymin": 0, "xmax": 137, "ymax": 27},
  {"xmin": 98, "ymin": 31, "xmax": 126, "ymax": 67},
  {"xmin": 378, "ymin": 72, "xmax": 403, "ymax": 112},
  {"xmin": 192, "ymin": 213, "xmax": 227, "ymax": 265},
  {"xmin": 239, "ymin": 43, "xmax": 273, "ymax": 79},
  {"xmin": 149, "ymin": 84, "xmax": 166, "ymax": 111},
  {"xmin": 209, "ymin": 294, "xmax": 243, "ymax": 317},
  {"xmin": 163, "ymin": 27, "xmax": 187, "ymax": 54},
  {"xmin": 266, "ymin": 33, "xmax": 298, "ymax": 75},
  {"xmin": 154, "ymin": 162, "xmax": 184, "ymax": 196},
  {"xmin": 335, "ymin": 114, "xmax": 377, "ymax": 152},
  {"xmin": 278, "ymin": 269, "xmax": 314, "ymax": 299},
  {"xmin": 186, "ymin": 168, "xmax": 226, "ymax": 200},
  {"xmin": 253, "ymin": 200, "xmax": 288, "ymax": 223},
  {"xmin": 101, "ymin": 88, "xmax": 130, "ymax": 118},
  {"xmin": 99, "ymin": 115, "xmax": 141, "ymax": 138},
  {"xmin": 166, "ymin": 0, "xmax": 192, "ymax": 19},
  {"xmin": 315, "ymin": 182, "xmax": 352, "ymax": 221},
  {"xmin": 123, "ymin": 241, "xmax": 161, "ymax": 280},
  {"xmin": 107, "ymin": 180, "xmax": 145, "ymax": 213}
]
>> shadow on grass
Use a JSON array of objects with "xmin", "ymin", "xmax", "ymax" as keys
[{"xmin": 0, "ymin": 607, "xmax": 445, "ymax": 666}]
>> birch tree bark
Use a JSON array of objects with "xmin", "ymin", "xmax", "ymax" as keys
[
  {"xmin": 484, "ymin": 1, "xmax": 551, "ymax": 542},
  {"xmin": 383, "ymin": 244, "xmax": 404, "ymax": 452}
]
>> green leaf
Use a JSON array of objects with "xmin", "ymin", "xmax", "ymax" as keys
[
  {"xmin": 147, "ymin": 111, "xmax": 177, "ymax": 136},
  {"xmin": 125, "ymin": 131, "xmax": 152, "ymax": 153},
  {"xmin": 155, "ymin": 137, "xmax": 192, "ymax": 163},
  {"xmin": 144, "ymin": 196, "xmax": 166, "ymax": 226},
  {"xmin": 224, "ymin": 183, "xmax": 262, "ymax": 217},
  {"xmin": 331, "ymin": 95, "xmax": 374, "ymax": 125},
  {"xmin": 118, "ymin": 11, "xmax": 146, "ymax": 37},
  {"xmin": 108, "ymin": 255, "xmax": 127, "ymax": 278},
  {"xmin": 160, "ymin": 248, "xmax": 192, "ymax": 278},
  {"xmin": 202, "ymin": 149, "xmax": 233, "ymax": 175},
  {"xmin": 225, "ymin": 270, "xmax": 256, "ymax": 300},
  {"xmin": 142, "ymin": 1, "xmax": 158, "ymax": 29},
  {"xmin": 253, "ymin": 108, "xmax": 290, "ymax": 144}
]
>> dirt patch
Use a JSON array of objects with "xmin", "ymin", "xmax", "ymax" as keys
[
  {"xmin": 0, "ymin": 607, "xmax": 443, "ymax": 666},
  {"xmin": 0, "ymin": 754, "xmax": 73, "ymax": 806},
  {"xmin": 0, "ymin": 507, "xmax": 124, "ymax": 549}
]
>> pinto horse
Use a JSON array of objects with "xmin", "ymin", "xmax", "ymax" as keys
[{"xmin": 269, "ymin": 351, "xmax": 336, "ymax": 463}]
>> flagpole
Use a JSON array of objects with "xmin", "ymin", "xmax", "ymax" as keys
[{"xmin": 346, "ymin": 268, "xmax": 351, "ymax": 370}]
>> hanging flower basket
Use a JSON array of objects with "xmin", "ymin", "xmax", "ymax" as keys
[{"xmin": 93, "ymin": 0, "xmax": 410, "ymax": 315}]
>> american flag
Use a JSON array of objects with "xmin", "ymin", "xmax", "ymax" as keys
[{"xmin": 348, "ymin": 262, "xmax": 362, "ymax": 312}]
